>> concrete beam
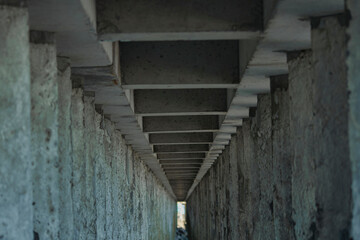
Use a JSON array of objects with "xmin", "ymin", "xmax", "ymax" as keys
[
  {"xmin": 143, "ymin": 116, "xmax": 219, "ymax": 133},
  {"xmin": 28, "ymin": 0, "xmax": 112, "ymax": 67},
  {"xmin": 163, "ymin": 165, "xmax": 202, "ymax": 169},
  {"xmin": 164, "ymin": 166, "xmax": 201, "ymax": 170},
  {"xmin": 167, "ymin": 176, "xmax": 197, "ymax": 179},
  {"xmin": 169, "ymin": 180, "xmax": 194, "ymax": 184},
  {"xmin": 157, "ymin": 153, "xmax": 206, "ymax": 160},
  {"xmin": 165, "ymin": 172, "xmax": 199, "ymax": 175},
  {"xmin": 149, "ymin": 133, "xmax": 213, "ymax": 145},
  {"xmin": 171, "ymin": 185, "xmax": 193, "ymax": 189},
  {"xmin": 165, "ymin": 171, "xmax": 199, "ymax": 175},
  {"xmin": 171, "ymin": 187, "xmax": 193, "ymax": 190},
  {"xmin": 165, "ymin": 172, "xmax": 199, "ymax": 176},
  {"xmin": 120, "ymin": 41, "xmax": 239, "ymax": 89},
  {"xmin": 97, "ymin": 0, "xmax": 262, "ymax": 41},
  {"xmin": 167, "ymin": 174, "xmax": 197, "ymax": 178},
  {"xmin": 171, "ymin": 182, "xmax": 194, "ymax": 185},
  {"xmin": 135, "ymin": 89, "xmax": 228, "ymax": 116},
  {"xmin": 154, "ymin": 144, "xmax": 209, "ymax": 153},
  {"xmin": 160, "ymin": 160, "xmax": 203, "ymax": 165},
  {"xmin": 172, "ymin": 187, "xmax": 193, "ymax": 191}
]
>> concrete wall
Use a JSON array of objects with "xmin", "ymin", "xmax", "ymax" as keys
[
  {"xmin": 187, "ymin": 14, "xmax": 352, "ymax": 240},
  {"xmin": 347, "ymin": 0, "xmax": 360, "ymax": 238},
  {"xmin": 0, "ymin": 4, "xmax": 177, "ymax": 240},
  {"xmin": 30, "ymin": 31, "xmax": 60, "ymax": 240},
  {"xmin": 0, "ymin": 4, "xmax": 33, "ymax": 240},
  {"xmin": 69, "ymin": 89, "xmax": 176, "ymax": 240}
]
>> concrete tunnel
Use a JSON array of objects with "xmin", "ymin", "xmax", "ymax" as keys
[{"xmin": 0, "ymin": 0, "xmax": 360, "ymax": 239}]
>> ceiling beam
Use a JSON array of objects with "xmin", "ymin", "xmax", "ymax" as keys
[
  {"xmin": 120, "ymin": 41, "xmax": 239, "ymax": 89},
  {"xmin": 157, "ymin": 152, "xmax": 206, "ymax": 160},
  {"xmin": 154, "ymin": 144, "xmax": 209, "ymax": 153},
  {"xmin": 143, "ymin": 115, "xmax": 219, "ymax": 133},
  {"xmin": 97, "ymin": 0, "xmax": 263, "ymax": 41},
  {"xmin": 160, "ymin": 159, "xmax": 203, "ymax": 165},
  {"xmin": 149, "ymin": 132, "xmax": 213, "ymax": 145},
  {"xmin": 134, "ymin": 89, "xmax": 228, "ymax": 116}
]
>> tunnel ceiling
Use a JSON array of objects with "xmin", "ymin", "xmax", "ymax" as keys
[{"xmin": 28, "ymin": 0, "xmax": 344, "ymax": 200}]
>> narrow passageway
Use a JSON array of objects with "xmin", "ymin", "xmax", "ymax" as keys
[{"xmin": 0, "ymin": 0, "xmax": 360, "ymax": 239}]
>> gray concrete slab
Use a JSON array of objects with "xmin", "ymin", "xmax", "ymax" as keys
[
  {"xmin": 154, "ymin": 144, "xmax": 209, "ymax": 153},
  {"xmin": 120, "ymin": 41, "xmax": 239, "ymax": 89},
  {"xmin": 143, "ymin": 116, "xmax": 219, "ymax": 133},
  {"xmin": 97, "ymin": 0, "xmax": 262, "ymax": 41},
  {"xmin": 157, "ymin": 153, "xmax": 206, "ymax": 160},
  {"xmin": 135, "ymin": 89, "xmax": 228, "ymax": 116},
  {"xmin": 28, "ymin": 0, "xmax": 112, "ymax": 67},
  {"xmin": 149, "ymin": 133, "xmax": 213, "ymax": 145},
  {"xmin": 160, "ymin": 160, "xmax": 203, "ymax": 165}
]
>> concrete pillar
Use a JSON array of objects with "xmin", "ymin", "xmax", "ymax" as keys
[
  {"xmin": 30, "ymin": 31, "xmax": 60, "ymax": 239},
  {"xmin": 95, "ymin": 116, "xmax": 106, "ymax": 240},
  {"xmin": 255, "ymin": 94, "xmax": 274, "ymax": 240},
  {"xmin": 242, "ymin": 117, "xmax": 258, "ymax": 239},
  {"xmin": 270, "ymin": 75, "xmax": 294, "ymax": 240},
  {"xmin": 347, "ymin": 0, "xmax": 360, "ymax": 238},
  {"xmin": 71, "ymin": 88, "xmax": 87, "ymax": 239},
  {"xmin": 110, "ymin": 121, "xmax": 122, "ymax": 240},
  {"xmin": 83, "ymin": 96, "xmax": 97, "ymax": 240},
  {"xmin": 288, "ymin": 50, "xmax": 316, "ymax": 240},
  {"xmin": 57, "ymin": 57, "xmax": 74, "ymax": 239},
  {"xmin": 229, "ymin": 134, "xmax": 240, "ymax": 239},
  {"xmin": 236, "ymin": 127, "xmax": 251, "ymax": 239},
  {"xmin": 311, "ymin": 15, "xmax": 351, "ymax": 239},
  {"xmin": 0, "ymin": 3, "xmax": 33, "ymax": 240},
  {"xmin": 104, "ymin": 120, "xmax": 115, "ymax": 239}
]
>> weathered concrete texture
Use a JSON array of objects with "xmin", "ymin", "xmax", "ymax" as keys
[
  {"xmin": 120, "ymin": 41, "xmax": 239, "ymax": 88},
  {"xmin": 311, "ymin": 15, "xmax": 351, "ymax": 239},
  {"xmin": 271, "ymin": 75, "xmax": 294, "ymax": 240},
  {"xmin": 186, "ymin": 146, "xmax": 232, "ymax": 240},
  {"xmin": 83, "ymin": 96, "xmax": 97, "ymax": 240},
  {"xmin": 97, "ymin": 0, "xmax": 262, "ymax": 41},
  {"xmin": 187, "ymin": 95, "xmax": 274, "ymax": 240},
  {"xmin": 255, "ymin": 94, "xmax": 274, "ymax": 240},
  {"xmin": 347, "ymin": 0, "xmax": 360, "ymax": 238},
  {"xmin": 71, "ymin": 88, "xmax": 87, "ymax": 239},
  {"xmin": 237, "ymin": 125, "xmax": 252, "ymax": 239},
  {"xmin": 242, "ymin": 118, "xmax": 258, "ymax": 239},
  {"xmin": 30, "ymin": 31, "xmax": 60, "ymax": 239},
  {"xmin": 0, "ymin": 5, "xmax": 33, "ymax": 240},
  {"xmin": 57, "ymin": 57, "xmax": 73, "ymax": 240},
  {"xmin": 71, "ymin": 89, "xmax": 177, "ymax": 240},
  {"xmin": 228, "ymin": 134, "xmax": 240, "ymax": 239},
  {"xmin": 288, "ymin": 50, "xmax": 316, "ymax": 240}
]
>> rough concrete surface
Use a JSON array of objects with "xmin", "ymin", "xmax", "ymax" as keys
[
  {"xmin": 271, "ymin": 75, "xmax": 294, "ymax": 240},
  {"xmin": 71, "ymin": 88, "xmax": 87, "ymax": 239},
  {"xmin": 242, "ymin": 118, "xmax": 258, "ymax": 239},
  {"xmin": 0, "ymin": 5, "xmax": 33, "ymax": 240},
  {"xmin": 70, "ymin": 90, "xmax": 177, "ymax": 240},
  {"xmin": 30, "ymin": 32, "xmax": 60, "ymax": 239},
  {"xmin": 237, "ymin": 125, "xmax": 252, "ymax": 239},
  {"xmin": 255, "ymin": 94, "xmax": 274, "ymax": 240},
  {"xmin": 187, "ymin": 19, "xmax": 353, "ymax": 238},
  {"xmin": 186, "ymin": 147, "xmax": 231, "ymax": 239},
  {"xmin": 347, "ymin": 0, "xmax": 360, "ymax": 238},
  {"xmin": 288, "ymin": 50, "xmax": 317, "ymax": 240},
  {"xmin": 187, "ymin": 95, "xmax": 275, "ymax": 240},
  {"xmin": 57, "ymin": 57, "xmax": 74, "ymax": 239},
  {"xmin": 312, "ymin": 15, "xmax": 351, "ymax": 240}
]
